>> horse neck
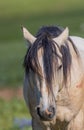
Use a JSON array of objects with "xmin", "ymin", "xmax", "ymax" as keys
[
  {"xmin": 68, "ymin": 41, "xmax": 84, "ymax": 87},
  {"xmin": 70, "ymin": 36, "xmax": 84, "ymax": 71}
]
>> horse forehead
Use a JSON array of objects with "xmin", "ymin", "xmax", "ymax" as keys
[
  {"xmin": 37, "ymin": 48, "xmax": 44, "ymax": 72},
  {"xmin": 37, "ymin": 47, "xmax": 43, "ymax": 58},
  {"xmin": 56, "ymin": 44, "xmax": 62, "ymax": 58},
  {"xmin": 37, "ymin": 44, "xmax": 62, "ymax": 66},
  {"xmin": 37, "ymin": 42, "xmax": 62, "ymax": 56}
]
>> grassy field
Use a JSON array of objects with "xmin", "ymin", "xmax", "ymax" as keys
[
  {"xmin": 0, "ymin": 0, "xmax": 84, "ymax": 87},
  {"xmin": 0, "ymin": 0, "xmax": 84, "ymax": 42},
  {"xmin": 0, "ymin": 98, "xmax": 32, "ymax": 130},
  {"xmin": 0, "ymin": 41, "xmax": 26, "ymax": 87}
]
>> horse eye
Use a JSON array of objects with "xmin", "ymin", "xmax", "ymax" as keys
[{"xmin": 58, "ymin": 65, "xmax": 62, "ymax": 70}]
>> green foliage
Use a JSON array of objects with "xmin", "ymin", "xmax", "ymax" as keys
[{"xmin": 0, "ymin": 98, "xmax": 32, "ymax": 130}]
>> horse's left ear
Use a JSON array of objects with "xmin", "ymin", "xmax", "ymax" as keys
[
  {"xmin": 22, "ymin": 26, "xmax": 36, "ymax": 44},
  {"xmin": 53, "ymin": 27, "xmax": 69, "ymax": 45}
]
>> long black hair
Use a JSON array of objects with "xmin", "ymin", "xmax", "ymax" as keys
[{"xmin": 24, "ymin": 26, "xmax": 79, "ymax": 89}]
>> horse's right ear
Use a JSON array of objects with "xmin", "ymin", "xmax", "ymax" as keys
[
  {"xmin": 53, "ymin": 27, "xmax": 69, "ymax": 46},
  {"xmin": 21, "ymin": 26, "xmax": 36, "ymax": 44}
]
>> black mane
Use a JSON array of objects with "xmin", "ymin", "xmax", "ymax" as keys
[{"xmin": 24, "ymin": 26, "xmax": 79, "ymax": 89}]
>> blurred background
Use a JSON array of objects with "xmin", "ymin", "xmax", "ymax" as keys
[{"xmin": 0, "ymin": 0, "xmax": 84, "ymax": 129}]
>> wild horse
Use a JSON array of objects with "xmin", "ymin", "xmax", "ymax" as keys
[{"xmin": 22, "ymin": 26, "xmax": 84, "ymax": 130}]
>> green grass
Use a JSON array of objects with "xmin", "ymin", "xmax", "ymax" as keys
[
  {"xmin": 0, "ymin": 98, "xmax": 32, "ymax": 130},
  {"xmin": 0, "ymin": 41, "xmax": 26, "ymax": 87},
  {"xmin": 0, "ymin": 0, "xmax": 84, "ymax": 42},
  {"xmin": 0, "ymin": 0, "xmax": 84, "ymax": 86},
  {"xmin": 0, "ymin": 0, "xmax": 84, "ymax": 18}
]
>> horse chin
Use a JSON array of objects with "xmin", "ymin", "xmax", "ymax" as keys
[
  {"xmin": 39, "ymin": 113, "xmax": 57, "ymax": 126},
  {"xmin": 39, "ymin": 114, "xmax": 55, "ymax": 122}
]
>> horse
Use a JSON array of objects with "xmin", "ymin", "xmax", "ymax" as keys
[{"xmin": 22, "ymin": 26, "xmax": 84, "ymax": 130}]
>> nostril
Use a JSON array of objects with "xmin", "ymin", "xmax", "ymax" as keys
[
  {"xmin": 47, "ymin": 106, "xmax": 55, "ymax": 118},
  {"xmin": 45, "ymin": 109, "xmax": 53, "ymax": 118},
  {"xmin": 37, "ymin": 107, "xmax": 41, "ymax": 117},
  {"xmin": 37, "ymin": 107, "xmax": 46, "ymax": 120},
  {"xmin": 48, "ymin": 106, "xmax": 55, "ymax": 113}
]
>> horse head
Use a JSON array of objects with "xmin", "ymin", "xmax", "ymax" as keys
[{"xmin": 22, "ymin": 26, "xmax": 83, "ymax": 123}]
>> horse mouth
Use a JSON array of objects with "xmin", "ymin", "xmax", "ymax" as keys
[{"xmin": 37, "ymin": 106, "xmax": 56, "ymax": 121}]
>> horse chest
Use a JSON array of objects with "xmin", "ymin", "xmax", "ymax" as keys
[{"xmin": 53, "ymin": 120, "xmax": 68, "ymax": 130}]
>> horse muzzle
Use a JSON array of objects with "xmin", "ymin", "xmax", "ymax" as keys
[{"xmin": 36, "ymin": 106, "xmax": 56, "ymax": 121}]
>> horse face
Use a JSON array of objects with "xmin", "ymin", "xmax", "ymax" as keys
[
  {"xmin": 23, "ymin": 27, "xmax": 69, "ymax": 121},
  {"xmin": 33, "ymin": 46, "xmax": 64, "ymax": 121}
]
